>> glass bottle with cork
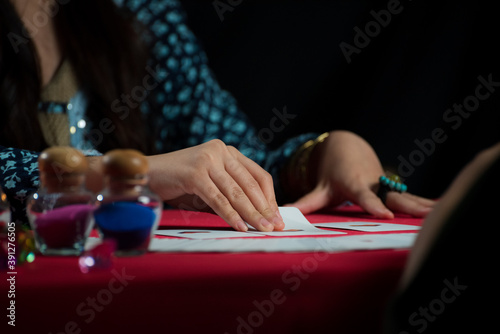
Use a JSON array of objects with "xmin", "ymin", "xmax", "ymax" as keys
[
  {"xmin": 26, "ymin": 146, "xmax": 95, "ymax": 255},
  {"xmin": 94, "ymin": 149, "xmax": 162, "ymax": 256}
]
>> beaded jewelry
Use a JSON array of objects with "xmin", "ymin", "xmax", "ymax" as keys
[{"xmin": 377, "ymin": 175, "xmax": 408, "ymax": 204}]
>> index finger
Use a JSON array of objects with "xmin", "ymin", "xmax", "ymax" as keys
[{"xmin": 229, "ymin": 147, "xmax": 284, "ymax": 230}]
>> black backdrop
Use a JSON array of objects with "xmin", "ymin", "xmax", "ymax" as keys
[{"xmin": 180, "ymin": 0, "xmax": 500, "ymax": 198}]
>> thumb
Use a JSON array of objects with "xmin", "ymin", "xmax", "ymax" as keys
[{"xmin": 285, "ymin": 187, "xmax": 330, "ymax": 215}]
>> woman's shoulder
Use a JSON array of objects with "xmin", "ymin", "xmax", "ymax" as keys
[{"xmin": 117, "ymin": 0, "xmax": 191, "ymax": 43}]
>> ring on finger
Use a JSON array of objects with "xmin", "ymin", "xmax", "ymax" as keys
[{"xmin": 376, "ymin": 175, "xmax": 408, "ymax": 204}]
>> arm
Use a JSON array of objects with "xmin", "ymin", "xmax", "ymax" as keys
[
  {"xmin": 0, "ymin": 146, "xmax": 39, "ymax": 225},
  {"xmin": 119, "ymin": 0, "xmax": 310, "ymax": 226},
  {"xmin": 131, "ymin": 0, "xmax": 319, "ymax": 200},
  {"xmin": 0, "ymin": 145, "xmax": 107, "ymax": 225},
  {"xmin": 130, "ymin": 0, "xmax": 433, "ymax": 220}
]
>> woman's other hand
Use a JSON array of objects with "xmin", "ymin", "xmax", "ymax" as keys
[{"xmin": 287, "ymin": 131, "xmax": 435, "ymax": 218}]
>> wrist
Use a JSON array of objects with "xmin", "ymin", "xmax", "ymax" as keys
[
  {"xmin": 281, "ymin": 132, "xmax": 330, "ymax": 201},
  {"xmin": 145, "ymin": 155, "xmax": 161, "ymax": 194},
  {"xmin": 306, "ymin": 132, "xmax": 329, "ymax": 190}
]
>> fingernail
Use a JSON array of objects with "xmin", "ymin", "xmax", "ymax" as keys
[
  {"xmin": 418, "ymin": 207, "xmax": 432, "ymax": 216},
  {"xmin": 259, "ymin": 218, "xmax": 273, "ymax": 230},
  {"xmin": 236, "ymin": 221, "xmax": 248, "ymax": 232},
  {"xmin": 381, "ymin": 209, "xmax": 394, "ymax": 219},
  {"xmin": 276, "ymin": 210, "xmax": 283, "ymax": 220},
  {"xmin": 272, "ymin": 216, "xmax": 285, "ymax": 230}
]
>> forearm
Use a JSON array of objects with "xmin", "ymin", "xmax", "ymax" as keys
[{"xmin": 0, "ymin": 146, "xmax": 40, "ymax": 224}]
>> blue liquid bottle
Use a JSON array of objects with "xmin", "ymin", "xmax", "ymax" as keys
[{"xmin": 94, "ymin": 149, "xmax": 162, "ymax": 256}]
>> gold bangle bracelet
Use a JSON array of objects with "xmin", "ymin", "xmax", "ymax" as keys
[{"xmin": 284, "ymin": 132, "xmax": 330, "ymax": 199}]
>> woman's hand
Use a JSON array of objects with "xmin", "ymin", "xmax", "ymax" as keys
[
  {"xmin": 147, "ymin": 139, "xmax": 284, "ymax": 232},
  {"xmin": 287, "ymin": 130, "xmax": 435, "ymax": 218}
]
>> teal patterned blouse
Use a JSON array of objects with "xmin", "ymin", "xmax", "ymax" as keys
[{"xmin": 0, "ymin": 0, "xmax": 318, "ymax": 224}]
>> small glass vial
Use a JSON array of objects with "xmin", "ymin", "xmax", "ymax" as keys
[
  {"xmin": 26, "ymin": 147, "xmax": 95, "ymax": 255},
  {"xmin": 94, "ymin": 149, "xmax": 162, "ymax": 256}
]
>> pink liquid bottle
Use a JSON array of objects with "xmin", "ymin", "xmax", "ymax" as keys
[{"xmin": 26, "ymin": 147, "xmax": 95, "ymax": 255}]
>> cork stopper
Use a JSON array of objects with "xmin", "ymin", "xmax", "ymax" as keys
[
  {"xmin": 102, "ymin": 149, "xmax": 148, "ymax": 178},
  {"xmin": 38, "ymin": 146, "xmax": 88, "ymax": 192}
]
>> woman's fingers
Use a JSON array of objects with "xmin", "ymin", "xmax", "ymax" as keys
[
  {"xmin": 356, "ymin": 189, "xmax": 395, "ymax": 219},
  {"xmin": 149, "ymin": 139, "xmax": 282, "ymax": 231},
  {"xmin": 354, "ymin": 182, "xmax": 435, "ymax": 218},
  {"xmin": 385, "ymin": 192, "xmax": 434, "ymax": 217},
  {"xmin": 205, "ymin": 167, "xmax": 272, "ymax": 232},
  {"xmin": 227, "ymin": 147, "xmax": 284, "ymax": 230},
  {"xmin": 181, "ymin": 140, "xmax": 281, "ymax": 232},
  {"xmin": 194, "ymin": 176, "xmax": 252, "ymax": 232},
  {"xmin": 348, "ymin": 188, "xmax": 434, "ymax": 219}
]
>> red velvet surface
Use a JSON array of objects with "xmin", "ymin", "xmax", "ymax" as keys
[{"xmin": 3, "ymin": 206, "xmax": 422, "ymax": 334}]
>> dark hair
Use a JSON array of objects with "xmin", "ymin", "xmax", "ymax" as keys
[{"xmin": 0, "ymin": 0, "xmax": 154, "ymax": 154}]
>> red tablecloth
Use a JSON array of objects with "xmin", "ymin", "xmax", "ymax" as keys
[{"xmin": 3, "ymin": 206, "xmax": 422, "ymax": 334}]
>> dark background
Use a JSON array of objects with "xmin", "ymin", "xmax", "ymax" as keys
[{"xmin": 180, "ymin": 0, "xmax": 499, "ymax": 198}]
